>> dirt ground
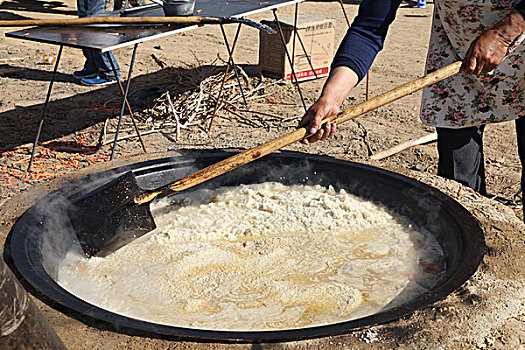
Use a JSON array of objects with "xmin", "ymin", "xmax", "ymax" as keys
[{"xmin": 0, "ymin": 0, "xmax": 525, "ymax": 349}]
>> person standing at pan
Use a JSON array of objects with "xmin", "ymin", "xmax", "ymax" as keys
[
  {"xmin": 74, "ymin": 0, "xmax": 122, "ymax": 86},
  {"xmin": 300, "ymin": 0, "xmax": 525, "ymax": 197}
]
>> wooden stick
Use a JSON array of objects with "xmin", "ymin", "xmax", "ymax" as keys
[
  {"xmin": 370, "ymin": 132, "xmax": 438, "ymax": 160},
  {"xmin": 133, "ymin": 61, "xmax": 462, "ymax": 205},
  {"xmin": 0, "ymin": 57, "xmax": 27, "ymax": 63},
  {"xmin": 166, "ymin": 92, "xmax": 180, "ymax": 141},
  {"xmin": 0, "ymin": 16, "xmax": 224, "ymax": 27},
  {"xmin": 168, "ymin": 62, "xmax": 461, "ymax": 192}
]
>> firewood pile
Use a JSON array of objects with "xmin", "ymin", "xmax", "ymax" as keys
[{"xmin": 141, "ymin": 66, "xmax": 302, "ymax": 139}]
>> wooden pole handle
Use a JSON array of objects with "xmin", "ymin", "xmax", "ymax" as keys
[
  {"xmin": 168, "ymin": 61, "xmax": 462, "ymax": 193},
  {"xmin": 0, "ymin": 16, "xmax": 222, "ymax": 27},
  {"xmin": 163, "ymin": 61, "xmax": 462, "ymax": 195}
]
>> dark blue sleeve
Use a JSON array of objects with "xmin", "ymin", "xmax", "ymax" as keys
[
  {"xmin": 516, "ymin": 1, "xmax": 525, "ymax": 17},
  {"xmin": 331, "ymin": 0, "xmax": 403, "ymax": 82}
]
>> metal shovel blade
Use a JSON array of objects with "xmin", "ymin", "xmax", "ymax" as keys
[{"xmin": 68, "ymin": 172, "xmax": 156, "ymax": 257}]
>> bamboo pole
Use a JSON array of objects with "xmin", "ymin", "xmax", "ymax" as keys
[
  {"xmin": 0, "ymin": 16, "xmax": 224, "ymax": 27},
  {"xmin": 168, "ymin": 61, "xmax": 461, "ymax": 192},
  {"xmin": 134, "ymin": 61, "xmax": 462, "ymax": 204}
]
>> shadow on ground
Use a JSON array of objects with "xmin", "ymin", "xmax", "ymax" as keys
[
  {"xmin": 0, "ymin": 64, "xmax": 230, "ymax": 151},
  {"xmin": 0, "ymin": 0, "xmax": 76, "ymax": 16}
]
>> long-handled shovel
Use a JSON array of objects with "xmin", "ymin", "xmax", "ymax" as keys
[{"xmin": 70, "ymin": 61, "xmax": 463, "ymax": 257}]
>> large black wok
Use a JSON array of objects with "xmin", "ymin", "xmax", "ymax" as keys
[{"xmin": 5, "ymin": 152, "xmax": 484, "ymax": 342}]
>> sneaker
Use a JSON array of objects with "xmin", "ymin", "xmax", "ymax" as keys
[
  {"xmin": 73, "ymin": 68, "xmax": 97, "ymax": 80},
  {"xmin": 81, "ymin": 76, "xmax": 118, "ymax": 86}
]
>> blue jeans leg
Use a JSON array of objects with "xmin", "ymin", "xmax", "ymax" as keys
[
  {"xmin": 77, "ymin": 0, "xmax": 105, "ymax": 17},
  {"xmin": 77, "ymin": 0, "xmax": 121, "ymax": 80},
  {"xmin": 94, "ymin": 51, "xmax": 121, "ymax": 80},
  {"xmin": 81, "ymin": 49, "xmax": 98, "ymax": 74}
]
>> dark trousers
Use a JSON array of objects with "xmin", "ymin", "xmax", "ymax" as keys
[{"xmin": 436, "ymin": 118, "xmax": 525, "ymax": 198}]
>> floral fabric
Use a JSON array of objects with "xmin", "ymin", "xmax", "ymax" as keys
[{"xmin": 421, "ymin": 0, "xmax": 525, "ymax": 128}]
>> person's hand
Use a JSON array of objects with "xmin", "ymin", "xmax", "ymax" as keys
[
  {"xmin": 463, "ymin": 29, "xmax": 510, "ymax": 76},
  {"xmin": 463, "ymin": 10, "xmax": 525, "ymax": 76},
  {"xmin": 299, "ymin": 96, "xmax": 340, "ymax": 144},
  {"xmin": 297, "ymin": 65, "xmax": 358, "ymax": 144}
]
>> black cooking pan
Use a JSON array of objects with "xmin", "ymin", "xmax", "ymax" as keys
[{"xmin": 5, "ymin": 152, "xmax": 485, "ymax": 342}]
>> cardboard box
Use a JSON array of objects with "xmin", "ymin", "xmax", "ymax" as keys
[{"xmin": 259, "ymin": 15, "xmax": 335, "ymax": 82}]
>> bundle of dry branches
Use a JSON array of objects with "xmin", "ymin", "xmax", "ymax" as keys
[
  {"xmin": 100, "ymin": 64, "xmax": 303, "ymax": 148},
  {"xmin": 143, "ymin": 66, "xmax": 300, "ymax": 137}
]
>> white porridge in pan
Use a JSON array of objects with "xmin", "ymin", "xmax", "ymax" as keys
[{"xmin": 58, "ymin": 182, "xmax": 444, "ymax": 331}]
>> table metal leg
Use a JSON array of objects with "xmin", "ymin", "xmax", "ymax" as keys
[
  {"xmin": 291, "ymin": 3, "xmax": 298, "ymax": 69},
  {"xmin": 208, "ymin": 23, "xmax": 242, "ymax": 134},
  {"xmin": 272, "ymin": 9, "xmax": 307, "ymax": 112},
  {"xmin": 366, "ymin": 71, "xmax": 370, "ymax": 101},
  {"xmin": 27, "ymin": 45, "xmax": 63, "ymax": 173},
  {"xmin": 109, "ymin": 56, "xmax": 147, "ymax": 154},
  {"xmin": 110, "ymin": 43, "xmax": 138, "ymax": 160},
  {"xmin": 294, "ymin": 31, "xmax": 318, "ymax": 80},
  {"xmin": 219, "ymin": 23, "xmax": 248, "ymax": 105},
  {"xmin": 338, "ymin": 0, "xmax": 351, "ymax": 27},
  {"xmin": 291, "ymin": 4, "xmax": 317, "ymax": 79}
]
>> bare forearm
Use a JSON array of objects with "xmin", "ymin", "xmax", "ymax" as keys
[{"xmin": 318, "ymin": 66, "xmax": 359, "ymax": 107}]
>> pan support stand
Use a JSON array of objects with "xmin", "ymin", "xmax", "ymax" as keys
[
  {"xmin": 272, "ymin": 9, "xmax": 307, "ymax": 112},
  {"xmin": 110, "ymin": 43, "xmax": 139, "ymax": 160},
  {"xmin": 27, "ymin": 45, "xmax": 63, "ymax": 173},
  {"xmin": 209, "ymin": 5, "xmax": 316, "ymax": 134},
  {"xmin": 208, "ymin": 22, "xmax": 243, "ymax": 134}
]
